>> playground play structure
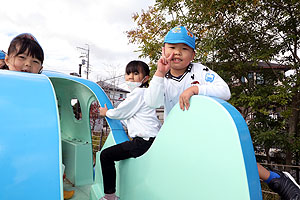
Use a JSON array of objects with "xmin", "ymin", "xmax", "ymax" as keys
[{"xmin": 0, "ymin": 70, "xmax": 262, "ymax": 200}]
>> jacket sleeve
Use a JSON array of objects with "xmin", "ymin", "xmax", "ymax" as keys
[
  {"xmin": 197, "ymin": 69, "xmax": 231, "ymax": 101},
  {"xmin": 106, "ymin": 89, "xmax": 143, "ymax": 120},
  {"xmin": 144, "ymin": 75, "xmax": 165, "ymax": 108}
]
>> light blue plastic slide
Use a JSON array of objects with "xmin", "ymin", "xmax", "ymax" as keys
[
  {"xmin": 92, "ymin": 95, "xmax": 262, "ymax": 200},
  {"xmin": 0, "ymin": 70, "xmax": 262, "ymax": 200}
]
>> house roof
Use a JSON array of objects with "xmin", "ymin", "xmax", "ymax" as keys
[
  {"xmin": 257, "ymin": 62, "xmax": 291, "ymax": 71},
  {"xmin": 207, "ymin": 61, "xmax": 291, "ymax": 72},
  {"xmin": 96, "ymin": 80, "xmax": 129, "ymax": 93}
]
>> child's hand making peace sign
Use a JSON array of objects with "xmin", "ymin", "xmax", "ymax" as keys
[{"xmin": 154, "ymin": 47, "xmax": 174, "ymax": 77}]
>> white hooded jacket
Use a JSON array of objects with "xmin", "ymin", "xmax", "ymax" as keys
[{"xmin": 144, "ymin": 63, "xmax": 231, "ymax": 119}]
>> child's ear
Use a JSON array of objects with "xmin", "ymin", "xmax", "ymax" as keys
[
  {"xmin": 4, "ymin": 54, "xmax": 12, "ymax": 69},
  {"xmin": 192, "ymin": 50, "xmax": 196, "ymax": 60},
  {"xmin": 144, "ymin": 75, "xmax": 150, "ymax": 82},
  {"xmin": 4, "ymin": 55, "xmax": 9, "ymax": 65}
]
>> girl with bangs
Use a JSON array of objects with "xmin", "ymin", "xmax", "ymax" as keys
[
  {"xmin": 1, "ymin": 33, "xmax": 76, "ymax": 199},
  {"xmin": 98, "ymin": 60, "xmax": 161, "ymax": 200},
  {"xmin": 3, "ymin": 33, "xmax": 44, "ymax": 73}
]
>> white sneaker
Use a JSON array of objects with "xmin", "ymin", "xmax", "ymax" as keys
[{"xmin": 99, "ymin": 195, "xmax": 120, "ymax": 200}]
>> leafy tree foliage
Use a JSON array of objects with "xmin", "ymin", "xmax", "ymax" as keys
[{"xmin": 127, "ymin": 0, "xmax": 300, "ymax": 165}]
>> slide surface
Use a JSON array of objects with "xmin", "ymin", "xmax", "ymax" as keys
[{"xmin": 93, "ymin": 95, "xmax": 262, "ymax": 200}]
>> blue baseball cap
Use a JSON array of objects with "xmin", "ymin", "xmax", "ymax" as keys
[
  {"xmin": 164, "ymin": 26, "xmax": 196, "ymax": 49},
  {"xmin": 0, "ymin": 51, "xmax": 5, "ymax": 60}
]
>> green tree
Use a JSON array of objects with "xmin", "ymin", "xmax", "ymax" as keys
[{"xmin": 127, "ymin": 0, "xmax": 300, "ymax": 165}]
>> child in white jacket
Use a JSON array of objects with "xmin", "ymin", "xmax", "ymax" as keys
[
  {"xmin": 145, "ymin": 25, "xmax": 300, "ymax": 200},
  {"xmin": 99, "ymin": 60, "xmax": 161, "ymax": 200}
]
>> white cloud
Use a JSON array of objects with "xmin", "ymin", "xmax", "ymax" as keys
[{"xmin": 0, "ymin": 0, "xmax": 154, "ymax": 82}]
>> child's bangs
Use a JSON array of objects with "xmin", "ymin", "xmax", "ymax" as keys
[
  {"xmin": 14, "ymin": 39, "xmax": 44, "ymax": 64},
  {"xmin": 125, "ymin": 60, "xmax": 149, "ymax": 77},
  {"xmin": 126, "ymin": 64, "xmax": 140, "ymax": 74}
]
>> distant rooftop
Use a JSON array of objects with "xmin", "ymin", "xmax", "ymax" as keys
[
  {"xmin": 257, "ymin": 62, "xmax": 291, "ymax": 71},
  {"xmin": 96, "ymin": 80, "xmax": 129, "ymax": 93}
]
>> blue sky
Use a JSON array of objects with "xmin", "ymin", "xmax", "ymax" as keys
[{"xmin": 0, "ymin": 0, "xmax": 155, "ymax": 85}]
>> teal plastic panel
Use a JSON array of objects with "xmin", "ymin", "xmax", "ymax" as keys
[
  {"xmin": 62, "ymin": 139, "xmax": 93, "ymax": 186},
  {"xmin": 91, "ymin": 95, "xmax": 262, "ymax": 200},
  {"xmin": 49, "ymin": 77, "xmax": 94, "ymax": 143},
  {"xmin": 43, "ymin": 70, "xmax": 129, "ymax": 144},
  {"xmin": 45, "ymin": 76, "xmax": 96, "ymax": 186},
  {"xmin": 43, "ymin": 70, "xmax": 127, "ymax": 188}
]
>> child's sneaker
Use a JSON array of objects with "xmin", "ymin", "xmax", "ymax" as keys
[
  {"xmin": 99, "ymin": 194, "xmax": 120, "ymax": 200},
  {"xmin": 268, "ymin": 171, "xmax": 300, "ymax": 200}
]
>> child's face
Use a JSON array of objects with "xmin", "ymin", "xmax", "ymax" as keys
[
  {"xmin": 125, "ymin": 70, "xmax": 146, "ymax": 83},
  {"xmin": 5, "ymin": 48, "xmax": 43, "ymax": 74},
  {"xmin": 164, "ymin": 43, "xmax": 195, "ymax": 75}
]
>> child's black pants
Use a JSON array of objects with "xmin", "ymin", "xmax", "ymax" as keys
[{"xmin": 100, "ymin": 137, "xmax": 155, "ymax": 194}]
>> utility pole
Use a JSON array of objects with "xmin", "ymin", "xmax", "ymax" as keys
[
  {"xmin": 77, "ymin": 44, "xmax": 90, "ymax": 79},
  {"xmin": 79, "ymin": 64, "xmax": 82, "ymax": 77}
]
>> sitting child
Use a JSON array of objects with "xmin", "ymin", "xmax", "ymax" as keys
[{"xmin": 98, "ymin": 60, "xmax": 161, "ymax": 200}]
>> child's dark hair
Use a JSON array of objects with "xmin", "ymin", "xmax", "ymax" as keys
[
  {"xmin": 8, "ymin": 35, "xmax": 44, "ymax": 64},
  {"xmin": 125, "ymin": 60, "xmax": 150, "ymax": 87}
]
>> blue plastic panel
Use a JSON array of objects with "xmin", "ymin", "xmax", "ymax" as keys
[{"xmin": 0, "ymin": 70, "xmax": 62, "ymax": 200}]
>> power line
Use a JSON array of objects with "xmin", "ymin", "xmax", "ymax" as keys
[{"xmin": 102, "ymin": 74, "xmax": 124, "ymax": 82}]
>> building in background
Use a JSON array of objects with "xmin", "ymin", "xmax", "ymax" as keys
[{"xmin": 96, "ymin": 80, "xmax": 129, "ymax": 107}]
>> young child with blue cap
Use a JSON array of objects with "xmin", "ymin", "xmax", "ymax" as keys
[
  {"xmin": 145, "ymin": 25, "xmax": 231, "ymax": 117},
  {"xmin": 145, "ymin": 25, "xmax": 300, "ymax": 200},
  {"xmin": 0, "ymin": 51, "xmax": 6, "ymax": 69}
]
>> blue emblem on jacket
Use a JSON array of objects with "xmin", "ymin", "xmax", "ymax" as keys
[{"xmin": 205, "ymin": 73, "xmax": 215, "ymax": 82}]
